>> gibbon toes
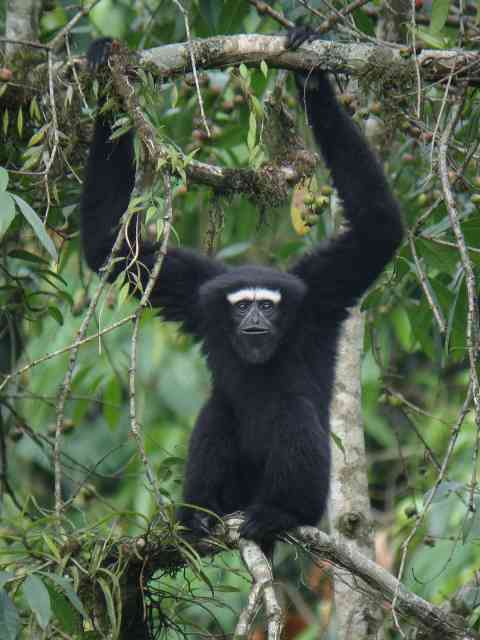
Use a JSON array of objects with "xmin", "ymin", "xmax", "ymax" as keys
[
  {"xmin": 240, "ymin": 505, "xmax": 300, "ymax": 543},
  {"xmin": 286, "ymin": 26, "xmax": 320, "ymax": 50}
]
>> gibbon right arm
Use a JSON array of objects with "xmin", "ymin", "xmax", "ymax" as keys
[{"xmin": 287, "ymin": 28, "xmax": 403, "ymax": 316}]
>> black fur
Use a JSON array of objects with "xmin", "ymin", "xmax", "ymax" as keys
[{"xmin": 80, "ymin": 35, "xmax": 403, "ymax": 547}]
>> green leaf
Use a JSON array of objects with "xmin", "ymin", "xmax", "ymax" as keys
[
  {"xmin": 247, "ymin": 112, "xmax": 257, "ymax": 151},
  {"xmin": 47, "ymin": 306, "xmax": 64, "ymax": 326},
  {"xmin": 145, "ymin": 206, "xmax": 157, "ymax": 223},
  {"xmin": 42, "ymin": 574, "xmax": 87, "ymax": 618},
  {"xmin": 391, "ymin": 307, "xmax": 413, "ymax": 351},
  {"xmin": 171, "ymin": 83, "xmax": 179, "ymax": 109},
  {"xmin": 30, "ymin": 97, "xmax": 41, "ymax": 122},
  {"xmin": 330, "ymin": 431, "xmax": 345, "ymax": 455},
  {"xmin": 416, "ymin": 237, "xmax": 458, "ymax": 272},
  {"xmin": 0, "ymin": 192, "xmax": 16, "ymax": 239},
  {"xmin": 462, "ymin": 509, "xmax": 476, "ymax": 544},
  {"xmin": 353, "ymin": 8, "xmax": 375, "ymax": 35},
  {"xmin": 41, "ymin": 535, "xmax": 61, "ymax": 561},
  {"xmin": 8, "ymin": 249, "xmax": 49, "ymax": 264},
  {"xmin": 199, "ymin": 0, "xmax": 221, "ymax": 31},
  {"xmin": 0, "ymin": 590, "xmax": 20, "ymax": 640},
  {"xmin": 3, "ymin": 109, "xmax": 9, "ymax": 136},
  {"xmin": 118, "ymin": 282, "xmax": 131, "ymax": 306},
  {"xmin": 0, "ymin": 167, "xmax": 8, "ymax": 191},
  {"xmin": 17, "ymin": 107, "xmax": 23, "ymax": 138},
  {"xmin": 89, "ymin": 0, "xmax": 130, "ymax": 39},
  {"xmin": 251, "ymin": 95, "xmax": 263, "ymax": 118},
  {"xmin": 260, "ymin": 60, "xmax": 268, "ymax": 78},
  {"xmin": 216, "ymin": 241, "xmax": 252, "ymax": 259},
  {"xmin": 162, "ymin": 456, "xmax": 185, "ymax": 468},
  {"xmin": 32, "ymin": 268, "xmax": 68, "ymax": 287},
  {"xmin": 28, "ymin": 126, "xmax": 48, "ymax": 147},
  {"xmin": 415, "ymin": 26, "xmax": 448, "ymax": 48},
  {"xmin": 12, "ymin": 195, "xmax": 58, "ymax": 260},
  {"xmin": 0, "ymin": 573, "xmax": 14, "ymax": 590},
  {"xmin": 46, "ymin": 585, "xmax": 82, "ymax": 636},
  {"xmin": 40, "ymin": 7, "xmax": 68, "ymax": 31},
  {"xmin": 97, "ymin": 577, "xmax": 118, "ymax": 635},
  {"xmin": 214, "ymin": 584, "xmax": 242, "ymax": 593},
  {"xmin": 239, "ymin": 63, "xmax": 249, "ymax": 80},
  {"xmin": 22, "ymin": 575, "xmax": 52, "ymax": 630},
  {"xmin": 110, "ymin": 125, "xmax": 132, "ymax": 140},
  {"xmin": 218, "ymin": 0, "xmax": 249, "ymax": 33},
  {"xmin": 430, "ymin": 0, "xmax": 450, "ymax": 32},
  {"xmin": 103, "ymin": 377, "xmax": 122, "ymax": 431}
]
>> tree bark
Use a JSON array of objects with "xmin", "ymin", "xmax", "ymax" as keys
[
  {"xmin": 329, "ymin": 308, "xmax": 382, "ymax": 639},
  {"xmin": 5, "ymin": 0, "xmax": 40, "ymax": 56}
]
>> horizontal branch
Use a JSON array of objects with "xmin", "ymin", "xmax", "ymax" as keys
[
  {"xmin": 186, "ymin": 155, "xmax": 316, "ymax": 199},
  {"xmin": 114, "ymin": 515, "xmax": 478, "ymax": 640},
  {"xmin": 294, "ymin": 526, "xmax": 477, "ymax": 640},
  {"xmin": 141, "ymin": 34, "xmax": 480, "ymax": 83}
]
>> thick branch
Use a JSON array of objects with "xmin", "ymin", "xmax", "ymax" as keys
[
  {"xmin": 112, "ymin": 516, "xmax": 477, "ymax": 640},
  {"xmin": 295, "ymin": 527, "xmax": 477, "ymax": 639},
  {"xmin": 140, "ymin": 34, "xmax": 480, "ymax": 83}
]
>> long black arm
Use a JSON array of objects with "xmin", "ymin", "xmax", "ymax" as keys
[
  {"xmin": 80, "ymin": 39, "xmax": 225, "ymax": 337},
  {"xmin": 288, "ymin": 42, "xmax": 403, "ymax": 313}
]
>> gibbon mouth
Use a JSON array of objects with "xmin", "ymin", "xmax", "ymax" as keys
[{"xmin": 241, "ymin": 327, "xmax": 270, "ymax": 335}]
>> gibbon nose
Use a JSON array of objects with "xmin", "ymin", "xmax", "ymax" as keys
[{"xmin": 240, "ymin": 306, "xmax": 270, "ymax": 334}]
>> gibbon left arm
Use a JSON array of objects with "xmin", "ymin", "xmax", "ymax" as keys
[
  {"xmin": 288, "ymin": 31, "xmax": 403, "ymax": 314},
  {"xmin": 80, "ymin": 39, "xmax": 226, "ymax": 338}
]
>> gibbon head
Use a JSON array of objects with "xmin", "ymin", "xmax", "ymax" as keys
[{"xmin": 199, "ymin": 266, "xmax": 307, "ymax": 365}]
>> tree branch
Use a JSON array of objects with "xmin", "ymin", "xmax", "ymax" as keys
[
  {"xmin": 140, "ymin": 34, "xmax": 480, "ymax": 83},
  {"xmin": 107, "ymin": 41, "xmax": 317, "ymax": 203},
  {"xmin": 112, "ymin": 515, "xmax": 478, "ymax": 640}
]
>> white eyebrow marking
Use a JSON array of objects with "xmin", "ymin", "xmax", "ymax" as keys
[{"xmin": 226, "ymin": 287, "xmax": 282, "ymax": 305}]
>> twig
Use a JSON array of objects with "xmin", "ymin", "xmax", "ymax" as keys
[
  {"xmin": 439, "ymin": 95, "xmax": 480, "ymax": 513},
  {"xmin": 318, "ymin": 0, "xmax": 373, "ymax": 34},
  {"xmin": 65, "ymin": 34, "xmax": 88, "ymax": 112},
  {"xmin": 0, "ymin": 315, "xmax": 135, "ymax": 394},
  {"xmin": 410, "ymin": 0, "xmax": 423, "ymax": 118},
  {"xmin": 0, "ymin": 37, "xmax": 49, "ymax": 50},
  {"xmin": 48, "ymin": 0, "xmax": 104, "ymax": 52},
  {"xmin": 171, "ymin": 0, "xmax": 210, "ymax": 136},
  {"xmin": 422, "ymin": 235, "xmax": 480, "ymax": 254},
  {"xmin": 247, "ymin": 0, "xmax": 293, "ymax": 28},
  {"xmin": 392, "ymin": 384, "xmax": 474, "ymax": 635},
  {"xmin": 430, "ymin": 72, "xmax": 454, "ymax": 173},
  {"xmin": 408, "ymin": 231, "xmax": 446, "ymax": 333},
  {"xmin": 297, "ymin": 0, "xmax": 324, "ymax": 20},
  {"xmin": 54, "ymin": 211, "xmax": 134, "ymax": 516},
  {"xmin": 128, "ymin": 173, "xmax": 175, "ymax": 508},
  {"xmin": 43, "ymin": 49, "xmax": 60, "ymax": 221},
  {"xmin": 385, "ymin": 386, "xmax": 450, "ymax": 425},
  {"xmin": 235, "ymin": 539, "xmax": 283, "ymax": 639}
]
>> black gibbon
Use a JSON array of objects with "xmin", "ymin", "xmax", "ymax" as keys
[{"xmin": 80, "ymin": 31, "xmax": 403, "ymax": 548}]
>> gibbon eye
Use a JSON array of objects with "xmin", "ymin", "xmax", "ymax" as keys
[
  {"xmin": 236, "ymin": 301, "xmax": 251, "ymax": 313},
  {"xmin": 259, "ymin": 300, "xmax": 274, "ymax": 312}
]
